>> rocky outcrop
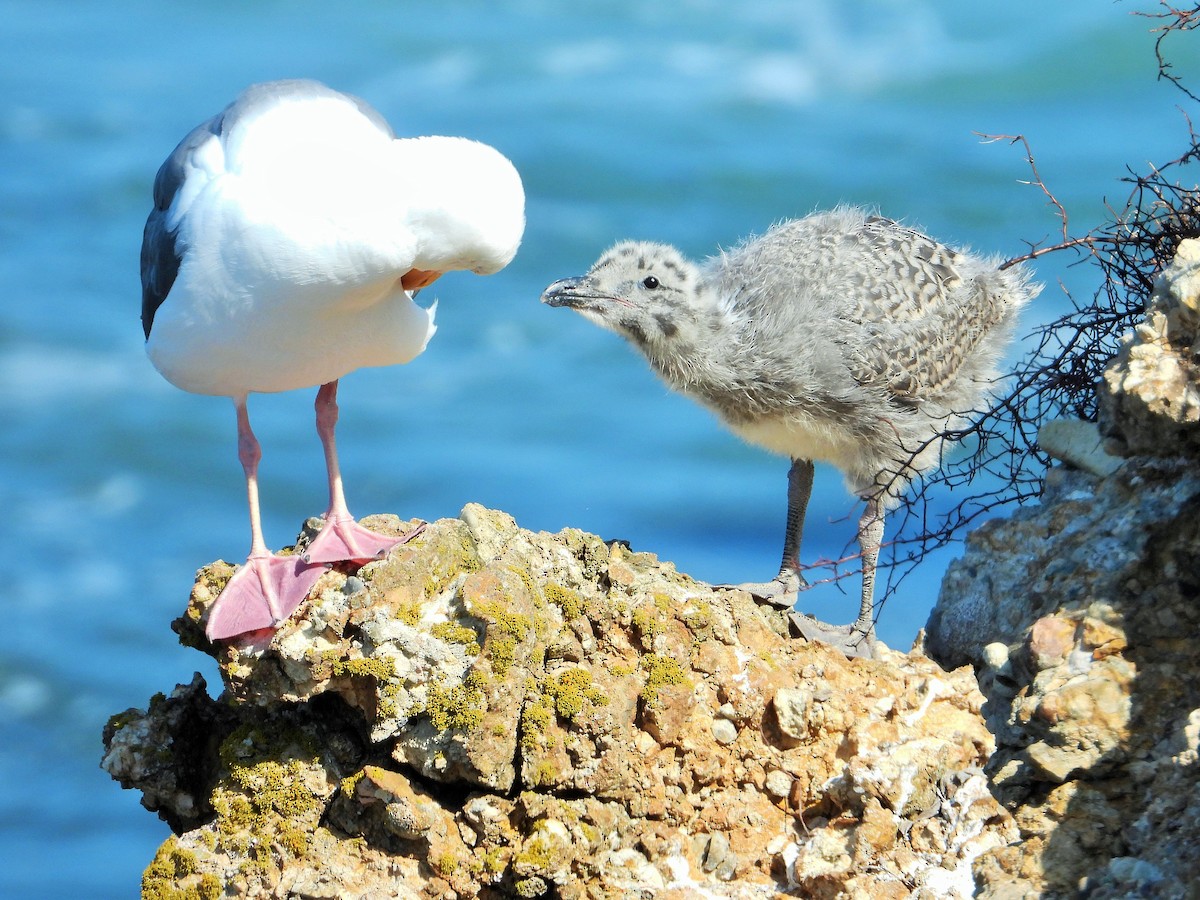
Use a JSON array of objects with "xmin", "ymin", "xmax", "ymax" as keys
[
  {"xmin": 928, "ymin": 238, "xmax": 1200, "ymax": 898},
  {"xmin": 105, "ymin": 506, "xmax": 1007, "ymax": 899},
  {"xmin": 928, "ymin": 460, "xmax": 1200, "ymax": 898},
  {"xmin": 104, "ymin": 241, "xmax": 1200, "ymax": 898},
  {"xmin": 1100, "ymin": 237, "xmax": 1200, "ymax": 457}
]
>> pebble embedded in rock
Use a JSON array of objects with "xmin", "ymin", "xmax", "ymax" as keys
[{"xmin": 711, "ymin": 718, "xmax": 738, "ymax": 745}]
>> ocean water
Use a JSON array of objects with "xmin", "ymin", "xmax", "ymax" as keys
[{"xmin": 1, "ymin": 0, "xmax": 1193, "ymax": 894}]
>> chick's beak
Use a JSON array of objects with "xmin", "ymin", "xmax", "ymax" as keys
[
  {"xmin": 542, "ymin": 276, "xmax": 631, "ymax": 311},
  {"xmin": 541, "ymin": 277, "xmax": 587, "ymax": 308}
]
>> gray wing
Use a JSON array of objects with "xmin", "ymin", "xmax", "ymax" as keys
[
  {"xmin": 139, "ymin": 79, "xmax": 393, "ymax": 339},
  {"xmin": 140, "ymin": 111, "xmax": 222, "ymax": 339},
  {"xmin": 226, "ymin": 79, "xmax": 395, "ymax": 139},
  {"xmin": 848, "ymin": 216, "xmax": 965, "ymax": 323},
  {"xmin": 345, "ymin": 90, "xmax": 395, "ymax": 139},
  {"xmin": 842, "ymin": 218, "xmax": 1008, "ymax": 405}
]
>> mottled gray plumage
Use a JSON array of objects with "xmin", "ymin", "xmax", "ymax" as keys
[
  {"xmin": 139, "ymin": 79, "xmax": 392, "ymax": 339},
  {"xmin": 542, "ymin": 206, "xmax": 1039, "ymax": 655}
]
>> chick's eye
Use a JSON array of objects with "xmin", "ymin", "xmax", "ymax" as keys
[{"xmin": 642, "ymin": 275, "xmax": 660, "ymax": 289}]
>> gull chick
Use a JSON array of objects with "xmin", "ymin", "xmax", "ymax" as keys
[{"xmin": 542, "ymin": 206, "xmax": 1038, "ymax": 656}]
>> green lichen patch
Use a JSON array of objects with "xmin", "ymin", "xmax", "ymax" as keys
[
  {"xmin": 520, "ymin": 693, "xmax": 554, "ymax": 751},
  {"xmin": 328, "ymin": 654, "xmax": 397, "ymax": 682},
  {"xmin": 141, "ymin": 837, "xmax": 222, "ymax": 900},
  {"xmin": 430, "ymin": 621, "xmax": 483, "ymax": 656},
  {"xmin": 629, "ymin": 592, "xmax": 686, "ymax": 647},
  {"xmin": 607, "ymin": 661, "xmax": 636, "ymax": 678},
  {"xmin": 432, "ymin": 851, "xmax": 465, "ymax": 878},
  {"xmin": 579, "ymin": 821, "xmax": 601, "ymax": 846},
  {"xmin": 488, "ymin": 633, "xmax": 520, "ymax": 677},
  {"xmin": 340, "ymin": 768, "xmax": 366, "ymax": 797},
  {"xmin": 512, "ymin": 819, "xmax": 574, "ymax": 890},
  {"xmin": 422, "ymin": 530, "xmax": 483, "ymax": 598},
  {"xmin": 209, "ymin": 723, "xmax": 329, "ymax": 880},
  {"xmin": 396, "ymin": 601, "xmax": 423, "ymax": 626},
  {"xmin": 425, "ymin": 670, "xmax": 488, "ymax": 733},
  {"xmin": 472, "ymin": 598, "xmax": 533, "ymax": 677},
  {"xmin": 513, "ymin": 838, "xmax": 556, "ymax": 873},
  {"xmin": 639, "ymin": 654, "xmax": 691, "ymax": 705},
  {"xmin": 680, "ymin": 598, "xmax": 715, "ymax": 634},
  {"xmin": 631, "ymin": 606, "xmax": 664, "ymax": 642},
  {"xmin": 223, "ymin": 759, "xmax": 323, "ymax": 854},
  {"xmin": 526, "ymin": 758, "xmax": 559, "ymax": 788},
  {"xmin": 377, "ymin": 692, "xmax": 400, "ymax": 720},
  {"xmin": 544, "ymin": 583, "xmax": 584, "ymax": 621},
  {"xmin": 318, "ymin": 652, "xmax": 403, "ymax": 720},
  {"xmin": 543, "ymin": 668, "xmax": 608, "ymax": 720},
  {"xmin": 474, "ymin": 845, "xmax": 510, "ymax": 877},
  {"xmin": 210, "ymin": 768, "xmax": 321, "ymax": 876},
  {"xmin": 519, "ymin": 667, "xmax": 607, "ymax": 760},
  {"xmin": 514, "ymin": 875, "xmax": 549, "ymax": 898},
  {"xmin": 217, "ymin": 721, "xmax": 321, "ymax": 774}
]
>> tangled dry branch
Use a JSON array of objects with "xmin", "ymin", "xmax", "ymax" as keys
[
  {"xmin": 805, "ymin": 3, "xmax": 1200, "ymax": 617},
  {"xmin": 1137, "ymin": 2, "xmax": 1200, "ymax": 102}
]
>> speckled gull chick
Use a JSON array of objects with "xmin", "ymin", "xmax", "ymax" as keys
[
  {"xmin": 142, "ymin": 79, "xmax": 525, "ymax": 641},
  {"xmin": 542, "ymin": 207, "xmax": 1038, "ymax": 657}
]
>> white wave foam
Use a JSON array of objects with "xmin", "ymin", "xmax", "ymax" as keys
[{"xmin": 0, "ymin": 344, "xmax": 168, "ymax": 405}]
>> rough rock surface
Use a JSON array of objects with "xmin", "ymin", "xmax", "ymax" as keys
[
  {"xmin": 105, "ymin": 506, "xmax": 1007, "ymax": 899},
  {"xmin": 928, "ymin": 238, "xmax": 1200, "ymax": 898},
  {"xmin": 1035, "ymin": 418, "xmax": 1122, "ymax": 478},
  {"xmin": 1100, "ymin": 237, "xmax": 1200, "ymax": 456},
  {"xmin": 106, "ymin": 242, "xmax": 1200, "ymax": 899},
  {"xmin": 928, "ymin": 461, "xmax": 1200, "ymax": 898}
]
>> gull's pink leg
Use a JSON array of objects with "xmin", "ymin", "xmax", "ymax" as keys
[
  {"xmin": 302, "ymin": 381, "xmax": 421, "ymax": 565},
  {"xmin": 205, "ymin": 396, "xmax": 325, "ymax": 641}
]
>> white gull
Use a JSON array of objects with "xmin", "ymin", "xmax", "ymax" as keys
[{"xmin": 141, "ymin": 79, "xmax": 525, "ymax": 641}]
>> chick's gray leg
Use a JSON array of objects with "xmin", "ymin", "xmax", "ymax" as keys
[
  {"xmin": 855, "ymin": 496, "xmax": 883, "ymax": 628},
  {"xmin": 786, "ymin": 493, "xmax": 880, "ymax": 660},
  {"xmin": 729, "ymin": 458, "xmax": 814, "ymax": 606},
  {"xmin": 841, "ymin": 495, "xmax": 882, "ymax": 656},
  {"xmin": 777, "ymin": 457, "xmax": 815, "ymax": 586}
]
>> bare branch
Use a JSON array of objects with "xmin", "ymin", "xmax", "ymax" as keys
[
  {"xmin": 998, "ymin": 236, "xmax": 1100, "ymax": 270},
  {"xmin": 802, "ymin": 6, "xmax": 1200, "ymax": 627},
  {"xmin": 1133, "ymin": 3, "xmax": 1200, "ymax": 102},
  {"xmin": 976, "ymin": 132, "xmax": 1072, "ymax": 246}
]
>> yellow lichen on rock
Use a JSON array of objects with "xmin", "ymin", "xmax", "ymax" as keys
[{"xmin": 113, "ymin": 503, "xmax": 1013, "ymax": 898}]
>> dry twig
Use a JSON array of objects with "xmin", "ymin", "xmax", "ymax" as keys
[{"xmin": 806, "ymin": 4, "xmax": 1200, "ymax": 618}]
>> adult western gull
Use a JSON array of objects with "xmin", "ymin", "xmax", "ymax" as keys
[
  {"xmin": 542, "ymin": 207, "xmax": 1038, "ymax": 657},
  {"xmin": 141, "ymin": 79, "xmax": 525, "ymax": 641}
]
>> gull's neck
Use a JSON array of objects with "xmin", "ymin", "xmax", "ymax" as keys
[{"xmin": 639, "ymin": 275, "xmax": 748, "ymax": 398}]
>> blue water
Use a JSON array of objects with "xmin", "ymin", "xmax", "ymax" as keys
[{"xmin": 1, "ymin": 0, "xmax": 1192, "ymax": 894}]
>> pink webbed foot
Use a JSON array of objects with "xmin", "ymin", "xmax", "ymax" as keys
[
  {"xmin": 302, "ymin": 515, "xmax": 426, "ymax": 566},
  {"xmin": 205, "ymin": 552, "xmax": 326, "ymax": 641}
]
